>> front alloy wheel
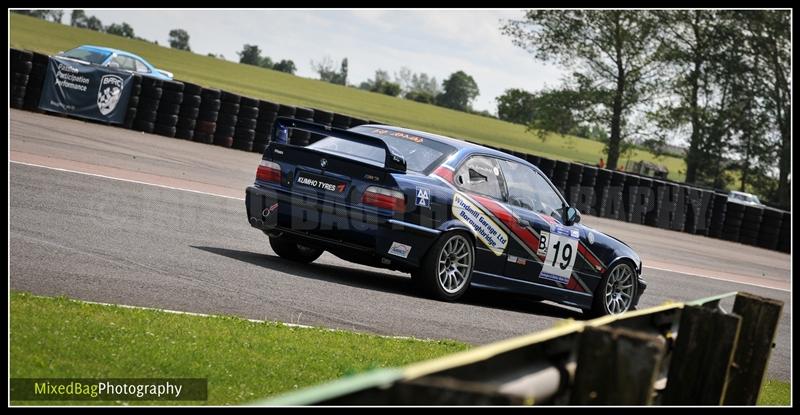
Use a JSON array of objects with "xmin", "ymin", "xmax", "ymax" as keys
[{"xmin": 589, "ymin": 262, "xmax": 637, "ymax": 317}]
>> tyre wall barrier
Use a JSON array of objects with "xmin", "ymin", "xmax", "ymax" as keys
[
  {"xmin": 258, "ymin": 292, "xmax": 783, "ymax": 405},
  {"xmin": 9, "ymin": 47, "xmax": 790, "ymax": 253}
]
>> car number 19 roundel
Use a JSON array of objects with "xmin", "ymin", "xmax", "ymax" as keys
[{"xmin": 538, "ymin": 225, "xmax": 579, "ymax": 285}]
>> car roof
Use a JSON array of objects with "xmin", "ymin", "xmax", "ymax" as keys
[
  {"xmin": 77, "ymin": 45, "xmax": 147, "ymax": 62},
  {"xmin": 356, "ymin": 124, "xmax": 532, "ymax": 165}
]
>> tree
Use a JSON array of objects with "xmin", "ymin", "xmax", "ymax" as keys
[
  {"xmin": 70, "ymin": 10, "xmax": 88, "ymax": 28},
  {"xmin": 168, "ymin": 29, "xmax": 191, "ymax": 51},
  {"xmin": 745, "ymin": 10, "xmax": 790, "ymax": 206},
  {"xmin": 14, "ymin": 10, "xmax": 61, "ymax": 22},
  {"xmin": 312, "ymin": 56, "xmax": 348, "ymax": 85},
  {"xmin": 405, "ymin": 91, "xmax": 436, "ymax": 104},
  {"xmin": 105, "ymin": 22, "xmax": 135, "ymax": 38},
  {"xmin": 437, "ymin": 70, "xmax": 479, "ymax": 111},
  {"xmin": 272, "ymin": 60, "xmax": 297, "ymax": 75},
  {"xmin": 360, "ymin": 70, "xmax": 402, "ymax": 97},
  {"xmin": 86, "ymin": 16, "xmax": 104, "ymax": 32},
  {"xmin": 237, "ymin": 44, "xmax": 262, "ymax": 66},
  {"xmin": 503, "ymin": 10, "xmax": 664, "ymax": 170},
  {"xmin": 496, "ymin": 88, "xmax": 537, "ymax": 124}
]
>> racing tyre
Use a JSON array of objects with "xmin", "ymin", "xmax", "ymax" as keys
[
  {"xmin": 588, "ymin": 262, "xmax": 638, "ymax": 317},
  {"xmin": 413, "ymin": 232, "xmax": 474, "ymax": 301},
  {"xmin": 269, "ymin": 235, "xmax": 324, "ymax": 264}
]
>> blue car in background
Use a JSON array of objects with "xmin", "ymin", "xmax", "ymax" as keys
[
  {"xmin": 245, "ymin": 118, "xmax": 647, "ymax": 317},
  {"xmin": 56, "ymin": 45, "xmax": 173, "ymax": 80}
]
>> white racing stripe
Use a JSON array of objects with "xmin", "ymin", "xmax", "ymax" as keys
[{"xmin": 12, "ymin": 160, "xmax": 790, "ymax": 294}]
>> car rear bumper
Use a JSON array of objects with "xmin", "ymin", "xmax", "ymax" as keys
[{"xmin": 245, "ymin": 185, "xmax": 440, "ymax": 269}]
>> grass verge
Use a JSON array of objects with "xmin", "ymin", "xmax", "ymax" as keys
[
  {"xmin": 10, "ymin": 13, "xmax": 687, "ymax": 181},
  {"xmin": 9, "ymin": 292, "xmax": 467, "ymax": 405},
  {"xmin": 10, "ymin": 292, "xmax": 789, "ymax": 405}
]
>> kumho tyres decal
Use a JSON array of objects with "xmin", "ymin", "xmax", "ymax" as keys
[{"xmin": 451, "ymin": 192, "xmax": 508, "ymax": 256}]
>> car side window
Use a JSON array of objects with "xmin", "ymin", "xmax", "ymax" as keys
[
  {"xmin": 134, "ymin": 59, "xmax": 150, "ymax": 73},
  {"xmin": 499, "ymin": 159, "xmax": 566, "ymax": 222},
  {"xmin": 454, "ymin": 156, "xmax": 504, "ymax": 200},
  {"xmin": 109, "ymin": 55, "xmax": 136, "ymax": 71}
]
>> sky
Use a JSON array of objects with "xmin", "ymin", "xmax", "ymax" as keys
[{"xmin": 83, "ymin": 9, "xmax": 566, "ymax": 113}]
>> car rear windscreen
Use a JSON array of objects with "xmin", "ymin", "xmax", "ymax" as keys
[
  {"xmin": 307, "ymin": 127, "xmax": 456, "ymax": 174},
  {"xmin": 60, "ymin": 48, "xmax": 110, "ymax": 65}
]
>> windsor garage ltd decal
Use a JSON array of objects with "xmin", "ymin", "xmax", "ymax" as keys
[
  {"xmin": 452, "ymin": 192, "xmax": 508, "ymax": 256},
  {"xmin": 38, "ymin": 56, "xmax": 133, "ymax": 124}
]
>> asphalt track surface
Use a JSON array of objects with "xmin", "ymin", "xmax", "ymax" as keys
[{"xmin": 9, "ymin": 109, "xmax": 792, "ymax": 381}]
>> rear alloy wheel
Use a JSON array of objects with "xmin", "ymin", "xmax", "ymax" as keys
[
  {"xmin": 414, "ymin": 232, "xmax": 474, "ymax": 301},
  {"xmin": 589, "ymin": 262, "xmax": 637, "ymax": 317},
  {"xmin": 269, "ymin": 235, "xmax": 324, "ymax": 264}
]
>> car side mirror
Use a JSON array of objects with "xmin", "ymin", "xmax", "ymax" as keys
[
  {"xmin": 107, "ymin": 62, "xmax": 120, "ymax": 69},
  {"xmin": 565, "ymin": 206, "xmax": 581, "ymax": 226}
]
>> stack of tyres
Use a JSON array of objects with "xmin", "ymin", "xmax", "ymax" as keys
[
  {"xmin": 593, "ymin": 168, "xmax": 612, "ymax": 218},
  {"xmin": 154, "ymin": 80, "xmax": 184, "ymax": 138},
  {"xmin": 756, "ymin": 208, "xmax": 783, "ymax": 251},
  {"xmin": 123, "ymin": 74, "xmax": 143, "ymax": 129},
  {"xmin": 536, "ymin": 157, "xmax": 556, "ymax": 179},
  {"xmin": 672, "ymin": 185, "xmax": 687, "ymax": 232},
  {"xmin": 524, "ymin": 154, "xmax": 541, "ymax": 169},
  {"xmin": 213, "ymin": 91, "xmax": 241, "ymax": 148},
  {"xmin": 777, "ymin": 212, "xmax": 790, "ymax": 253},
  {"xmin": 276, "ymin": 104, "xmax": 296, "ymax": 142},
  {"xmin": 683, "ymin": 188, "xmax": 712, "ymax": 235},
  {"xmin": 175, "ymin": 81, "xmax": 203, "ymax": 140},
  {"xmin": 633, "ymin": 178, "xmax": 654, "ymax": 226},
  {"xmin": 310, "ymin": 108, "xmax": 334, "ymax": 144},
  {"xmin": 23, "ymin": 51, "xmax": 49, "ymax": 112},
  {"xmin": 10, "ymin": 49, "xmax": 33, "ymax": 109},
  {"xmin": 349, "ymin": 117, "xmax": 368, "ymax": 128},
  {"xmin": 253, "ymin": 100, "xmax": 279, "ymax": 153},
  {"xmin": 133, "ymin": 77, "xmax": 163, "ymax": 133},
  {"xmin": 232, "ymin": 96, "xmax": 259, "ymax": 151},
  {"xmin": 621, "ymin": 175, "xmax": 640, "ymax": 223},
  {"xmin": 194, "ymin": 88, "xmax": 221, "ymax": 144},
  {"xmin": 721, "ymin": 202, "xmax": 745, "ymax": 242},
  {"xmin": 552, "ymin": 161, "xmax": 570, "ymax": 196},
  {"xmin": 331, "ymin": 113, "xmax": 351, "ymax": 130},
  {"xmin": 706, "ymin": 193, "xmax": 728, "ymax": 238},
  {"xmin": 573, "ymin": 165, "xmax": 597, "ymax": 215},
  {"xmin": 738, "ymin": 205, "xmax": 763, "ymax": 246},
  {"xmin": 290, "ymin": 107, "xmax": 314, "ymax": 146},
  {"xmin": 565, "ymin": 163, "xmax": 583, "ymax": 206}
]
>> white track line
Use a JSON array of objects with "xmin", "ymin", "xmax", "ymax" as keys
[
  {"xmin": 37, "ymin": 295, "xmax": 433, "ymax": 343},
  {"xmin": 643, "ymin": 265, "xmax": 789, "ymax": 293},
  {"xmin": 10, "ymin": 160, "xmax": 245, "ymax": 201},
  {"xmin": 11, "ymin": 160, "xmax": 790, "ymax": 293}
]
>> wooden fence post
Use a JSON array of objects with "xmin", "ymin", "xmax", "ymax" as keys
[
  {"xmin": 662, "ymin": 305, "xmax": 742, "ymax": 405},
  {"xmin": 570, "ymin": 325, "xmax": 666, "ymax": 405},
  {"xmin": 723, "ymin": 292, "xmax": 784, "ymax": 405}
]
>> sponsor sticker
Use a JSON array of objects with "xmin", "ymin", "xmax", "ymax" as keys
[
  {"xmin": 388, "ymin": 242, "xmax": 411, "ymax": 258},
  {"xmin": 507, "ymin": 255, "xmax": 527, "ymax": 265},
  {"xmin": 539, "ymin": 224, "xmax": 579, "ymax": 285},
  {"xmin": 415, "ymin": 187, "xmax": 430, "ymax": 208},
  {"xmin": 587, "ymin": 231, "xmax": 595, "ymax": 245},
  {"xmin": 451, "ymin": 192, "xmax": 508, "ymax": 256}
]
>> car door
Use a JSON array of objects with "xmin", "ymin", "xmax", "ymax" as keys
[
  {"xmin": 451, "ymin": 155, "xmax": 508, "ymax": 274},
  {"xmin": 496, "ymin": 159, "xmax": 582, "ymax": 291}
]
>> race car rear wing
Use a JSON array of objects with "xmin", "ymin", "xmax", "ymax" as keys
[{"xmin": 272, "ymin": 117, "xmax": 407, "ymax": 173}]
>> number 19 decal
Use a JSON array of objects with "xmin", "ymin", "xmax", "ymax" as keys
[{"xmin": 539, "ymin": 227, "xmax": 579, "ymax": 284}]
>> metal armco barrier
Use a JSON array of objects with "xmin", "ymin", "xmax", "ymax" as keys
[
  {"xmin": 9, "ymin": 47, "xmax": 791, "ymax": 253},
  {"xmin": 254, "ymin": 292, "xmax": 782, "ymax": 406}
]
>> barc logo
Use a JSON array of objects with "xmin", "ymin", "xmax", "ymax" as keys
[{"xmin": 97, "ymin": 75, "xmax": 123, "ymax": 116}]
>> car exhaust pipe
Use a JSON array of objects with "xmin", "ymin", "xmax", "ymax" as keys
[{"xmin": 249, "ymin": 217, "xmax": 263, "ymax": 227}]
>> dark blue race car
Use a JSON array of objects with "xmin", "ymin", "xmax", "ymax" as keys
[{"xmin": 245, "ymin": 118, "xmax": 647, "ymax": 316}]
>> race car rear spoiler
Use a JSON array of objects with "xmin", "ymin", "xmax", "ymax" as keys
[{"xmin": 272, "ymin": 117, "xmax": 407, "ymax": 173}]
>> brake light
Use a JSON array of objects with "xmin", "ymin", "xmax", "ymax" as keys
[
  {"xmin": 256, "ymin": 160, "xmax": 281, "ymax": 183},
  {"xmin": 362, "ymin": 186, "xmax": 406, "ymax": 211}
]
